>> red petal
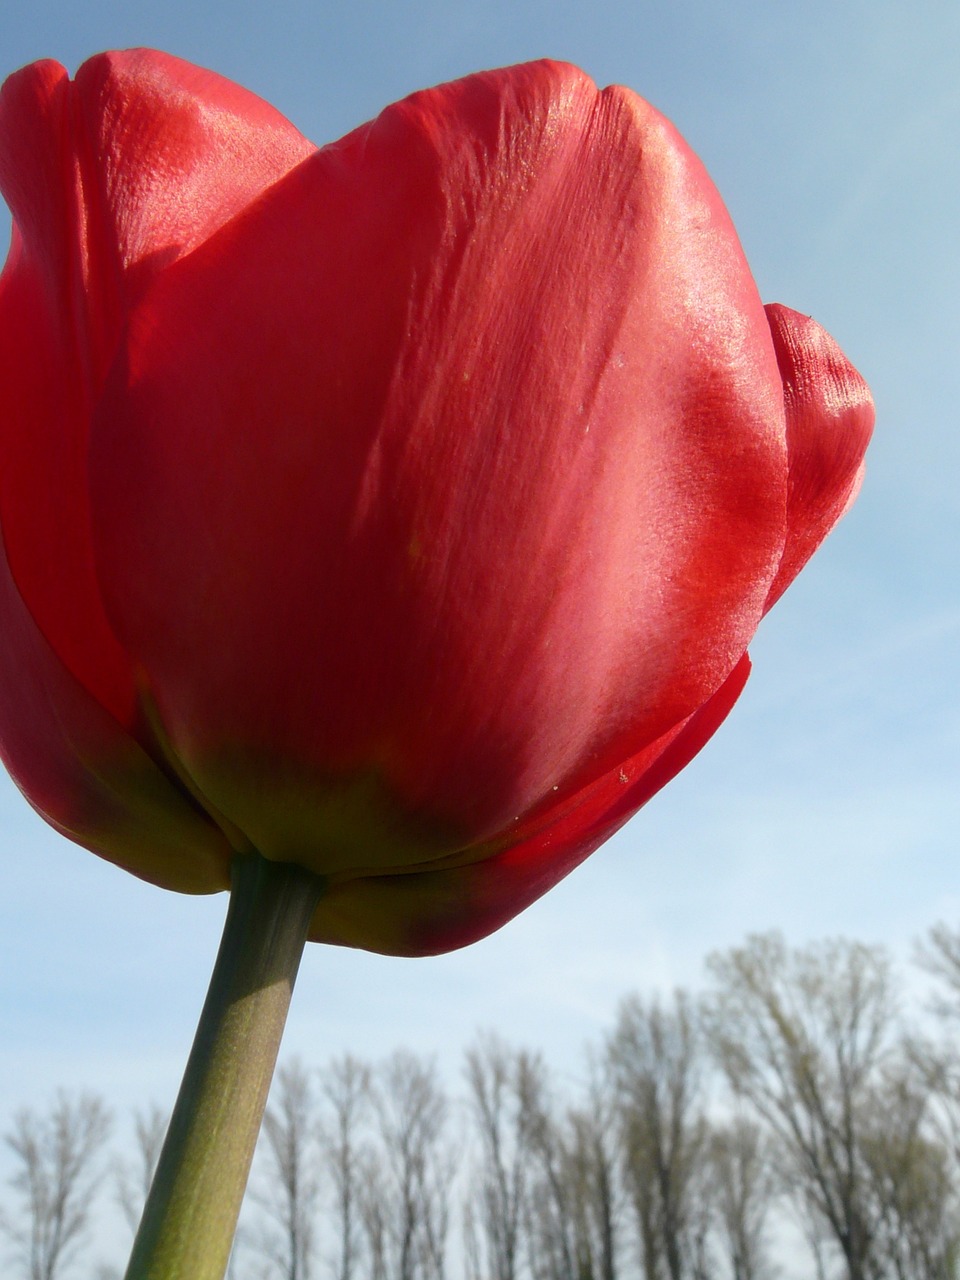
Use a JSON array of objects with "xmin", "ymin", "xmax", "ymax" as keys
[
  {"xmin": 90, "ymin": 62, "xmax": 787, "ymax": 857},
  {"xmin": 0, "ymin": 51, "xmax": 314, "ymax": 726},
  {"xmin": 71, "ymin": 50, "xmax": 316, "ymax": 321},
  {"xmin": 0, "ymin": 528, "xmax": 232, "ymax": 893},
  {"xmin": 0, "ymin": 66, "xmax": 134, "ymax": 725},
  {"xmin": 306, "ymin": 655, "xmax": 751, "ymax": 954},
  {"xmin": 763, "ymin": 303, "xmax": 875, "ymax": 610}
]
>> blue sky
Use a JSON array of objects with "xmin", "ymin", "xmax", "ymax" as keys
[{"xmin": 0, "ymin": 0, "xmax": 957, "ymax": 1209}]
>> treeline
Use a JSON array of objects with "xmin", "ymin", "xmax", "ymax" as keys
[{"xmin": 5, "ymin": 926, "xmax": 960, "ymax": 1280}]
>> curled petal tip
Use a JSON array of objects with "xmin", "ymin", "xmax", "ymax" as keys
[{"xmin": 764, "ymin": 303, "xmax": 875, "ymax": 611}]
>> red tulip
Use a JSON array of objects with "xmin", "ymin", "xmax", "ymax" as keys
[{"xmin": 0, "ymin": 51, "xmax": 874, "ymax": 955}]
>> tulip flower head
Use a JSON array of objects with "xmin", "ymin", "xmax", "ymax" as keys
[{"xmin": 0, "ymin": 52, "xmax": 874, "ymax": 955}]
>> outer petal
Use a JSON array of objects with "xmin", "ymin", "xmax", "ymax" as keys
[
  {"xmin": 90, "ymin": 61, "xmax": 788, "ymax": 868},
  {"xmin": 0, "ymin": 528, "xmax": 232, "ymax": 893},
  {"xmin": 307, "ymin": 656, "xmax": 751, "ymax": 954},
  {"xmin": 763, "ymin": 303, "xmax": 875, "ymax": 610},
  {"xmin": 0, "ymin": 51, "xmax": 314, "ymax": 726},
  {"xmin": 0, "ymin": 165, "xmax": 134, "ymax": 727}
]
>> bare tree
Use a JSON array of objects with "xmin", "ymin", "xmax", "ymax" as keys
[
  {"xmin": 362, "ymin": 1051, "xmax": 452, "ymax": 1280},
  {"xmin": 251, "ymin": 1057, "xmax": 324, "ymax": 1280},
  {"xmin": 704, "ymin": 933, "xmax": 895, "ymax": 1280},
  {"xmin": 564, "ymin": 1073, "xmax": 622, "ymax": 1280},
  {"xmin": 463, "ymin": 1033, "xmax": 543, "ymax": 1280},
  {"xmin": 706, "ymin": 1117, "xmax": 776, "ymax": 1280},
  {"xmin": 859, "ymin": 1059, "xmax": 960, "ymax": 1279},
  {"xmin": 358, "ymin": 1147, "xmax": 389, "ymax": 1280},
  {"xmin": 917, "ymin": 923, "xmax": 960, "ymax": 1021},
  {"xmin": 0, "ymin": 1091, "xmax": 111, "ymax": 1280},
  {"xmin": 115, "ymin": 1105, "xmax": 168, "ymax": 1234},
  {"xmin": 607, "ymin": 991, "xmax": 711, "ymax": 1280},
  {"xmin": 914, "ymin": 921, "xmax": 960, "ymax": 1178},
  {"xmin": 522, "ymin": 1068, "xmax": 579, "ymax": 1280},
  {"xmin": 322, "ymin": 1054, "xmax": 371, "ymax": 1280},
  {"xmin": 520, "ymin": 1055, "xmax": 624, "ymax": 1280}
]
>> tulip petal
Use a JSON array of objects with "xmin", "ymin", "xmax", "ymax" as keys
[
  {"xmin": 69, "ymin": 50, "xmax": 317, "ymax": 313},
  {"xmin": 0, "ymin": 528, "xmax": 233, "ymax": 893},
  {"xmin": 763, "ymin": 304, "xmax": 875, "ymax": 610},
  {"xmin": 90, "ymin": 61, "xmax": 787, "ymax": 859},
  {"xmin": 0, "ymin": 51, "xmax": 314, "ymax": 726},
  {"xmin": 0, "ymin": 186, "xmax": 136, "ymax": 727},
  {"xmin": 306, "ymin": 655, "xmax": 751, "ymax": 954}
]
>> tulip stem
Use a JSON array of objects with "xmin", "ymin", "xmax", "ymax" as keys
[{"xmin": 123, "ymin": 851, "xmax": 324, "ymax": 1280}]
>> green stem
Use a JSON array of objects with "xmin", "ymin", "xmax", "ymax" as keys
[{"xmin": 123, "ymin": 852, "xmax": 324, "ymax": 1280}]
